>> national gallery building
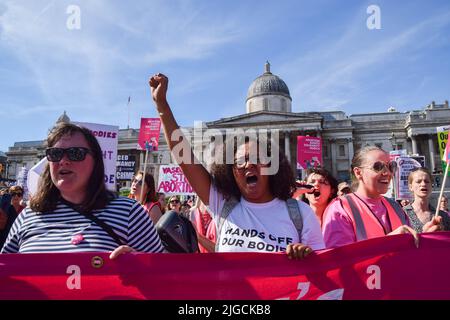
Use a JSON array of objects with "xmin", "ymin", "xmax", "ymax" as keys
[{"xmin": 4, "ymin": 63, "xmax": 450, "ymax": 189}]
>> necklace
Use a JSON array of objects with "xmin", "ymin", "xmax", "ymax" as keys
[{"xmin": 353, "ymin": 193, "xmax": 392, "ymax": 234}]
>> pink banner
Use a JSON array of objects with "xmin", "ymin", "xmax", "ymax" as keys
[
  {"xmin": 297, "ymin": 136, "xmax": 322, "ymax": 170},
  {"xmin": 1, "ymin": 233, "xmax": 450, "ymax": 300},
  {"xmin": 137, "ymin": 118, "xmax": 161, "ymax": 151}
]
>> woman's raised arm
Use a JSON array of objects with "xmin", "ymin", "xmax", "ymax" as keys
[{"xmin": 149, "ymin": 73, "xmax": 211, "ymax": 205}]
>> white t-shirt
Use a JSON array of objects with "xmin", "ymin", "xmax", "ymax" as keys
[{"xmin": 208, "ymin": 185, "xmax": 325, "ymax": 253}]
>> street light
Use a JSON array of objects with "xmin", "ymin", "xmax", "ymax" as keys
[{"xmin": 389, "ymin": 132, "xmax": 397, "ymax": 150}]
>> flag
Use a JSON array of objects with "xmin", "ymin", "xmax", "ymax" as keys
[
  {"xmin": 444, "ymin": 138, "xmax": 450, "ymax": 164},
  {"xmin": 127, "ymin": 96, "xmax": 131, "ymax": 105}
]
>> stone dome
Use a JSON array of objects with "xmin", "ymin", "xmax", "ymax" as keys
[{"xmin": 246, "ymin": 62, "xmax": 292, "ymax": 102}]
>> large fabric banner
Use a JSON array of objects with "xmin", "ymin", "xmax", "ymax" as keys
[{"xmin": 1, "ymin": 233, "xmax": 450, "ymax": 300}]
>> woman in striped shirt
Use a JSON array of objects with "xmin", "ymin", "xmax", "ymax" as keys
[{"xmin": 1, "ymin": 123, "xmax": 164, "ymax": 258}]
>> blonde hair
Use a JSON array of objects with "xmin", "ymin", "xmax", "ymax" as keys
[{"xmin": 351, "ymin": 145, "xmax": 387, "ymax": 189}]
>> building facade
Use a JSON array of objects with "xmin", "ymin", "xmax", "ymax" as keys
[{"xmin": 5, "ymin": 63, "xmax": 450, "ymax": 193}]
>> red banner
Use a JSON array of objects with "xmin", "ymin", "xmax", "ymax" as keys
[
  {"xmin": 1, "ymin": 233, "xmax": 450, "ymax": 300},
  {"xmin": 137, "ymin": 118, "xmax": 161, "ymax": 151},
  {"xmin": 297, "ymin": 136, "xmax": 322, "ymax": 170}
]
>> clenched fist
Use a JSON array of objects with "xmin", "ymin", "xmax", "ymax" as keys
[{"xmin": 149, "ymin": 73, "xmax": 169, "ymax": 105}]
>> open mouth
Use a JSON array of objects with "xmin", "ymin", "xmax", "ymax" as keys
[
  {"xmin": 313, "ymin": 191, "xmax": 321, "ymax": 197},
  {"xmin": 245, "ymin": 175, "xmax": 258, "ymax": 185}
]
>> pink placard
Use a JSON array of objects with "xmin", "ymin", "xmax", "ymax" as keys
[
  {"xmin": 137, "ymin": 118, "xmax": 161, "ymax": 151},
  {"xmin": 297, "ymin": 136, "xmax": 322, "ymax": 170}
]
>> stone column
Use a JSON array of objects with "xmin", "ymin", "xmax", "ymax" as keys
[
  {"xmin": 428, "ymin": 135, "xmax": 436, "ymax": 172},
  {"xmin": 330, "ymin": 139, "xmax": 338, "ymax": 178},
  {"xmin": 411, "ymin": 135, "xmax": 418, "ymax": 155},
  {"xmin": 284, "ymin": 131, "xmax": 291, "ymax": 164},
  {"xmin": 347, "ymin": 138, "xmax": 354, "ymax": 168}
]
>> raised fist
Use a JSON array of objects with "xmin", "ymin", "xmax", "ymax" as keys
[{"xmin": 149, "ymin": 73, "xmax": 168, "ymax": 104}]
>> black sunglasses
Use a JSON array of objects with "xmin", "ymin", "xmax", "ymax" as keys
[
  {"xmin": 170, "ymin": 200, "xmax": 180, "ymax": 204},
  {"xmin": 11, "ymin": 192, "xmax": 23, "ymax": 197},
  {"xmin": 360, "ymin": 161, "xmax": 397, "ymax": 173},
  {"xmin": 45, "ymin": 147, "xmax": 92, "ymax": 162},
  {"xmin": 233, "ymin": 155, "xmax": 270, "ymax": 169}
]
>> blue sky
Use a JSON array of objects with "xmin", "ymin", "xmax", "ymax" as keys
[{"xmin": 1, "ymin": 0, "xmax": 449, "ymax": 152}]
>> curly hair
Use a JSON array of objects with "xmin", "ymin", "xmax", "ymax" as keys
[{"xmin": 209, "ymin": 137, "xmax": 296, "ymax": 201}]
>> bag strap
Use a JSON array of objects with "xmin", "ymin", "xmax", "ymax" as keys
[
  {"xmin": 215, "ymin": 197, "xmax": 239, "ymax": 251},
  {"xmin": 60, "ymin": 199, "xmax": 124, "ymax": 246},
  {"xmin": 285, "ymin": 198, "xmax": 303, "ymax": 242}
]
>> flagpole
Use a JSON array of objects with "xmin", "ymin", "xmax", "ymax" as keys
[{"xmin": 435, "ymin": 163, "xmax": 449, "ymax": 218}]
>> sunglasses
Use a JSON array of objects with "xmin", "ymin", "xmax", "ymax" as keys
[
  {"xmin": 132, "ymin": 179, "xmax": 143, "ymax": 186},
  {"xmin": 233, "ymin": 156, "xmax": 270, "ymax": 170},
  {"xmin": 170, "ymin": 200, "xmax": 180, "ymax": 204},
  {"xmin": 46, "ymin": 147, "xmax": 91, "ymax": 162},
  {"xmin": 11, "ymin": 192, "xmax": 23, "ymax": 197},
  {"xmin": 360, "ymin": 161, "xmax": 397, "ymax": 173}
]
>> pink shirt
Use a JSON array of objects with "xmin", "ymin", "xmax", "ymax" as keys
[{"xmin": 322, "ymin": 194, "xmax": 394, "ymax": 249}]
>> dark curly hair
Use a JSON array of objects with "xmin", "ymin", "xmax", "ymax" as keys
[
  {"xmin": 301, "ymin": 167, "xmax": 338, "ymax": 205},
  {"xmin": 209, "ymin": 136, "xmax": 296, "ymax": 201}
]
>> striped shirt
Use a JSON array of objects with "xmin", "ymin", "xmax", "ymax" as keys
[{"xmin": 1, "ymin": 197, "xmax": 164, "ymax": 254}]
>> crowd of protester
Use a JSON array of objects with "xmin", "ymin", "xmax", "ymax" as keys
[{"xmin": 1, "ymin": 72, "xmax": 449, "ymax": 260}]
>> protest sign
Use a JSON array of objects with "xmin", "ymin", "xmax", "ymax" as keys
[
  {"xmin": 116, "ymin": 155, "xmax": 136, "ymax": 181},
  {"xmin": 157, "ymin": 165, "xmax": 194, "ymax": 195},
  {"xmin": 74, "ymin": 122, "xmax": 119, "ymax": 191},
  {"xmin": 137, "ymin": 118, "xmax": 161, "ymax": 151},
  {"xmin": 27, "ymin": 157, "xmax": 47, "ymax": 198},
  {"xmin": 297, "ymin": 136, "xmax": 322, "ymax": 170},
  {"xmin": 394, "ymin": 156, "xmax": 423, "ymax": 200},
  {"xmin": 437, "ymin": 125, "xmax": 450, "ymax": 175}
]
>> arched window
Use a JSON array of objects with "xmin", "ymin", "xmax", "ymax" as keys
[{"xmin": 263, "ymin": 98, "xmax": 268, "ymax": 111}]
